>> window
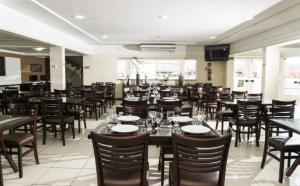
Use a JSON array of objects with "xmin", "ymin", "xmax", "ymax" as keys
[{"xmin": 117, "ymin": 58, "xmax": 197, "ymax": 80}]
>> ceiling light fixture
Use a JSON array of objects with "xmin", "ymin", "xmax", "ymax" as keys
[
  {"xmin": 158, "ymin": 15, "xmax": 168, "ymax": 20},
  {"xmin": 33, "ymin": 47, "xmax": 46, "ymax": 51},
  {"xmin": 242, "ymin": 16, "xmax": 253, "ymax": 22},
  {"xmin": 209, "ymin": 36, "xmax": 216, "ymax": 39},
  {"xmin": 101, "ymin": 35, "xmax": 108, "ymax": 39},
  {"xmin": 72, "ymin": 15, "xmax": 85, "ymax": 19}
]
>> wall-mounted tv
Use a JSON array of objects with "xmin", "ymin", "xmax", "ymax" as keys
[
  {"xmin": 0, "ymin": 57, "xmax": 5, "ymax": 76},
  {"xmin": 205, "ymin": 44, "xmax": 230, "ymax": 61}
]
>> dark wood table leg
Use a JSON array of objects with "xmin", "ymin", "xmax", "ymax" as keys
[
  {"xmin": 0, "ymin": 154, "xmax": 3, "ymax": 186},
  {"xmin": 0, "ymin": 132, "xmax": 18, "ymax": 172},
  {"xmin": 286, "ymin": 158, "xmax": 300, "ymax": 177}
]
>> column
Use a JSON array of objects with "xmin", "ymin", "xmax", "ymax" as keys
[
  {"xmin": 50, "ymin": 46, "xmax": 65, "ymax": 91},
  {"xmin": 262, "ymin": 46, "xmax": 281, "ymax": 99}
]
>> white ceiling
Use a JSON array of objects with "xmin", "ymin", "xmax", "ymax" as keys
[{"xmin": 0, "ymin": 0, "xmax": 282, "ymax": 45}]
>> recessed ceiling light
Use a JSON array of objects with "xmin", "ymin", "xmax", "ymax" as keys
[
  {"xmin": 242, "ymin": 16, "xmax": 253, "ymax": 21},
  {"xmin": 158, "ymin": 15, "xmax": 168, "ymax": 20},
  {"xmin": 72, "ymin": 15, "xmax": 85, "ymax": 19},
  {"xmin": 101, "ymin": 35, "xmax": 108, "ymax": 39},
  {"xmin": 209, "ymin": 36, "xmax": 216, "ymax": 39},
  {"xmin": 33, "ymin": 47, "xmax": 46, "ymax": 51}
]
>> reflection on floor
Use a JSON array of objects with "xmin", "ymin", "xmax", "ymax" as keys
[{"xmin": 2, "ymin": 105, "xmax": 300, "ymax": 186}]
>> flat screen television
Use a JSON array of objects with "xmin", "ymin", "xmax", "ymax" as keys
[
  {"xmin": 0, "ymin": 57, "xmax": 5, "ymax": 76},
  {"xmin": 205, "ymin": 44, "xmax": 230, "ymax": 61}
]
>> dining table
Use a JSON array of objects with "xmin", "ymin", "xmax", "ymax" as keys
[
  {"xmin": 269, "ymin": 118, "xmax": 300, "ymax": 177},
  {"xmin": 0, "ymin": 115, "xmax": 35, "ymax": 186},
  {"xmin": 28, "ymin": 96, "xmax": 85, "ymax": 105},
  {"xmin": 89, "ymin": 118, "xmax": 220, "ymax": 146}
]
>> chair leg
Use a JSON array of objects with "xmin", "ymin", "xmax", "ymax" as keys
[
  {"xmin": 215, "ymin": 118, "xmax": 219, "ymax": 130},
  {"xmin": 42, "ymin": 124, "xmax": 47, "ymax": 145},
  {"xmin": 287, "ymin": 153, "xmax": 291, "ymax": 168},
  {"xmin": 221, "ymin": 118, "xmax": 224, "ymax": 134},
  {"xmin": 255, "ymin": 126, "xmax": 260, "ymax": 147},
  {"xmin": 33, "ymin": 142, "xmax": 39, "ymax": 165},
  {"xmin": 61, "ymin": 124, "xmax": 66, "ymax": 146},
  {"xmin": 17, "ymin": 146, "xmax": 23, "ymax": 178},
  {"xmin": 261, "ymin": 140, "xmax": 268, "ymax": 168},
  {"xmin": 78, "ymin": 116, "xmax": 81, "ymax": 133},
  {"xmin": 83, "ymin": 115, "xmax": 87, "ymax": 129},
  {"xmin": 72, "ymin": 121, "xmax": 75, "ymax": 139},
  {"xmin": 161, "ymin": 155, "xmax": 164, "ymax": 186},
  {"xmin": 279, "ymin": 151, "xmax": 285, "ymax": 183},
  {"xmin": 95, "ymin": 107, "xmax": 98, "ymax": 121},
  {"xmin": 235, "ymin": 126, "xmax": 239, "ymax": 147}
]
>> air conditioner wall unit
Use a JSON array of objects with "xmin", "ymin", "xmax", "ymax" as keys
[{"xmin": 139, "ymin": 44, "xmax": 176, "ymax": 51}]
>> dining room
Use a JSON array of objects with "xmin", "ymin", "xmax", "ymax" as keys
[{"xmin": 1, "ymin": 0, "xmax": 300, "ymax": 186}]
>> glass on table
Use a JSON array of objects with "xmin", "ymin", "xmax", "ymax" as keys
[
  {"xmin": 196, "ymin": 110, "xmax": 206, "ymax": 124},
  {"xmin": 173, "ymin": 92, "xmax": 178, "ymax": 99},
  {"xmin": 154, "ymin": 112, "xmax": 163, "ymax": 128},
  {"xmin": 167, "ymin": 111, "xmax": 175, "ymax": 128}
]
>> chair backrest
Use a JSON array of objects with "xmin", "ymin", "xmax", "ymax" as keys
[
  {"xmin": 159, "ymin": 90, "xmax": 172, "ymax": 98},
  {"xmin": 123, "ymin": 106, "xmax": 149, "ymax": 118},
  {"xmin": 221, "ymin": 88, "xmax": 231, "ymax": 94},
  {"xmin": 83, "ymin": 90, "xmax": 97, "ymax": 103},
  {"xmin": 236, "ymin": 100, "xmax": 261, "ymax": 123},
  {"xmin": 3, "ymin": 88, "xmax": 19, "ymax": 104},
  {"xmin": 90, "ymin": 132, "xmax": 149, "ymax": 186},
  {"xmin": 30, "ymin": 84, "xmax": 44, "ymax": 97},
  {"xmin": 272, "ymin": 100, "xmax": 296, "ymax": 118},
  {"xmin": 133, "ymin": 90, "xmax": 148, "ymax": 97},
  {"xmin": 41, "ymin": 97, "xmax": 63, "ymax": 119},
  {"xmin": 158, "ymin": 99, "xmax": 182, "ymax": 112},
  {"xmin": 263, "ymin": 100, "xmax": 296, "ymax": 137},
  {"xmin": 123, "ymin": 99, "xmax": 148, "ymax": 107},
  {"xmin": 232, "ymin": 91, "xmax": 247, "ymax": 99},
  {"xmin": 8, "ymin": 102, "xmax": 28, "ymax": 116},
  {"xmin": 54, "ymin": 89, "xmax": 69, "ymax": 97},
  {"xmin": 247, "ymin": 93, "xmax": 263, "ymax": 100},
  {"xmin": 172, "ymin": 133, "xmax": 232, "ymax": 186},
  {"xmin": 174, "ymin": 107, "xmax": 193, "ymax": 118}
]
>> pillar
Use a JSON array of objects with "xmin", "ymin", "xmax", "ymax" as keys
[{"xmin": 50, "ymin": 46, "xmax": 65, "ymax": 91}]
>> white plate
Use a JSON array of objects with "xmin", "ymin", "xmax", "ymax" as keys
[
  {"xmin": 117, "ymin": 115, "xmax": 140, "ymax": 122},
  {"xmin": 171, "ymin": 116, "xmax": 193, "ymax": 123},
  {"xmin": 181, "ymin": 125, "xmax": 210, "ymax": 134},
  {"xmin": 111, "ymin": 125, "xmax": 139, "ymax": 133}
]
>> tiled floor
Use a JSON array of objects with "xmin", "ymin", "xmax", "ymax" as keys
[{"xmin": 2, "ymin": 105, "xmax": 300, "ymax": 186}]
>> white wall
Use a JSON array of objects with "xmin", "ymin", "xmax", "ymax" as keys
[{"xmin": 0, "ymin": 57, "xmax": 21, "ymax": 85}]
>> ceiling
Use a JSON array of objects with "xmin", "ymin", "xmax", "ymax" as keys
[
  {"xmin": 0, "ymin": 0, "xmax": 282, "ymax": 45},
  {"xmin": 0, "ymin": 30, "xmax": 81, "ymax": 56}
]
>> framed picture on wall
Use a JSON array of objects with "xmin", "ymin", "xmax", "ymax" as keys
[{"xmin": 30, "ymin": 64, "xmax": 42, "ymax": 72}]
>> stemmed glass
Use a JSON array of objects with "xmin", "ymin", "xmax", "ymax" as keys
[
  {"xmin": 173, "ymin": 92, "xmax": 178, "ymax": 99},
  {"xmin": 155, "ymin": 112, "xmax": 163, "ymax": 128},
  {"xmin": 167, "ymin": 111, "xmax": 174, "ymax": 128},
  {"xmin": 196, "ymin": 110, "xmax": 206, "ymax": 125},
  {"xmin": 145, "ymin": 117, "xmax": 153, "ymax": 131}
]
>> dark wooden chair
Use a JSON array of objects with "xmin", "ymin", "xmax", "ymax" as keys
[
  {"xmin": 261, "ymin": 100, "xmax": 297, "ymax": 183},
  {"xmin": 247, "ymin": 93, "xmax": 263, "ymax": 100},
  {"xmin": 3, "ymin": 88, "xmax": 19, "ymax": 114},
  {"xmin": 54, "ymin": 89, "xmax": 70, "ymax": 97},
  {"xmin": 159, "ymin": 90, "xmax": 172, "ymax": 98},
  {"xmin": 216, "ymin": 91, "xmax": 232, "ymax": 134},
  {"xmin": 96, "ymin": 91, "xmax": 107, "ymax": 115},
  {"xmin": 157, "ymin": 99, "xmax": 182, "ymax": 185},
  {"xmin": 29, "ymin": 84, "xmax": 44, "ymax": 97},
  {"xmin": 123, "ymin": 99, "xmax": 148, "ymax": 107},
  {"xmin": 169, "ymin": 133, "xmax": 232, "ymax": 186},
  {"xmin": 4, "ymin": 104, "xmax": 39, "ymax": 178},
  {"xmin": 105, "ymin": 84, "xmax": 115, "ymax": 108},
  {"xmin": 90, "ymin": 132, "xmax": 149, "ymax": 186},
  {"xmin": 232, "ymin": 91, "xmax": 247, "ymax": 99},
  {"xmin": 133, "ymin": 90, "xmax": 148, "ymax": 98},
  {"xmin": 206, "ymin": 92, "xmax": 218, "ymax": 120},
  {"xmin": 229, "ymin": 100, "xmax": 261, "ymax": 147},
  {"xmin": 123, "ymin": 106, "xmax": 149, "ymax": 119},
  {"xmin": 67, "ymin": 99, "xmax": 87, "ymax": 133},
  {"xmin": 83, "ymin": 90, "xmax": 100, "ymax": 120},
  {"xmin": 41, "ymin": 97, "xmax": 75, "ymax": 146}
]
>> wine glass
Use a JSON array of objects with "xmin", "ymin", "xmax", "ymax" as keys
[
  {"xmin": 196, "ymin": 110, "xmax": 206, "ymax": 125},
  {"xmin": 155, "ymin": 112, "xmax": 163, "ymax": 128},
  {"xmin": 173, "ymin": 92, "xmax": 178, "ymax": 99},
  {"xmin": 146, "ymin": 117, "xmax": 153, "ymax": 131},
  {"xmin": 167, "ymin": 111, "xmax": 174, "ymax": 128}
]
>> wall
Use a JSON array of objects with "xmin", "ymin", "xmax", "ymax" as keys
[
  {"xmin": 83, "ymin": 45, "xmax": 227, "ymax": 98},
  {"xmin": 0, "ymin": 57, "xmax": 21, "ymax": 85},
  {"xmin": 0, "ymin": 52, "xmax": 46, "ymax": 83}
]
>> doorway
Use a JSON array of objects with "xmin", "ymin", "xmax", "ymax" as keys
[{"xmin": 233, "ymin": 58, "xmax": 263, "ymax": 93}]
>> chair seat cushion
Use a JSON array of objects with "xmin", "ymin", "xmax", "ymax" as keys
[
  {"xmin": 4, "ymin": 133, "xmax": 34, "ymax": 146},
  {"xmin": 44, "ymin": 116, "xmax": 74, "ymax": 124},
  {"xmin": 229, "ymin": 117, "xmax": 257, "ymax": 126},
  {"xmin": 269, "ymin": 136, "xmax": 300, "ymax": 151},
  {"xmin": 169, "ymin": 162, "xmax": 218, "ymax": 186},
  {"xmin": 103, "ymin": 169, "xmax": 142, "ymax": 186}
]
